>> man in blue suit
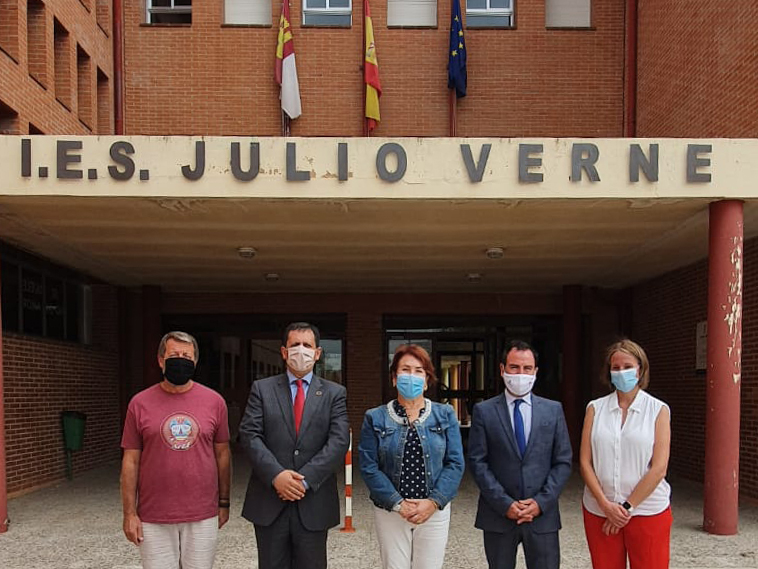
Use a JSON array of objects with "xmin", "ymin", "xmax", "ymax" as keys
[{"xmin": 468, "ymin": 340, "xmax": 572, "ymax": 569}]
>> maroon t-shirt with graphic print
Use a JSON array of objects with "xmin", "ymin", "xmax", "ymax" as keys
[{"xmin": 121, "ymin": 382, "xmax": 230, "ymax": 524}]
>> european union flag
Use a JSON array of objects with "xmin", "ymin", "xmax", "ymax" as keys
[{"xmin": 448, "ymin": 0, "xmax": 467, "ymax": 98}]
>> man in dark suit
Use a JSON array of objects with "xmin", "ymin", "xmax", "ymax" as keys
[
  {"xmin": 239, "ymin": 322, "xmax": 350, "ymax": 569},
  {"xmin": 468, "ymin": 340, "xmax": 572, "ymax": 569}
]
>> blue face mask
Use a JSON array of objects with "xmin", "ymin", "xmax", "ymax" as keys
[
  {"xmin": 610, "ymin": 368, "xmax": 639, "ymax": 393},
  {"xmin": 396, "ymin": 374, "xmax": 425, "ymax": 400}
]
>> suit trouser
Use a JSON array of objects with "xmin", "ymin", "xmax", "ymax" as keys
[
  {"xmin": 483, "ymin": 524, "xmax": 560, "ymax": 569},
  {"xmin": 254, "ymin": 502, "xmax": 328, "ymax": 569},
  {"xmin": 373, "ymin": 504, "xmax": 451, "ymax": 569},
  {"xmin": 140, "ymin": 516, "xmax": 218, "ymax": 569},
  {"xmin": 583, "ymin": 506, "xmax": 672, "ymax": 569}
]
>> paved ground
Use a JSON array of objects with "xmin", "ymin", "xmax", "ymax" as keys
[{"xmin": 2, "ymin": 451, "xmax": 758, "ymax": 569}]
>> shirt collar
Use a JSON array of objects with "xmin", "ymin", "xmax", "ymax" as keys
[
  {"xmin": 610, "ymin": 389, "xmax": 645, "ymax": 413},
  {"xmin": 392, "ymin": 399, "xmax": 427, "ymax": 418},
  {"xmin": 504, "ymin": 390, "xmax": 532, "ymax": 407},
  {"xmin": 287, "ymin": 369, "xmax": 313, "ymax": 385}
]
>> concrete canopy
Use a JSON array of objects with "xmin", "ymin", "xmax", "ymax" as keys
[
  {"xmin": 2, "ymin": 136, "xmax": 758, "ymax": 292},
  {"xmin": 0, "ymin": 196, "xmax": 756, "ymax": 293}
]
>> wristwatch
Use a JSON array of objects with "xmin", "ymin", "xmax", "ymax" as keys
[
  {"xmin": 621, "ymin": 501, "xmax": 634, "ymax": 513},
  {"xmin": 392, "ymin": 501, "xmax": 403, "ymax": 512}
]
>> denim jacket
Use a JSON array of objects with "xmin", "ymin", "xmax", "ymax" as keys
[{"xmin": 358, "ymin": 399, "xmax": 465, "ymax": 511}]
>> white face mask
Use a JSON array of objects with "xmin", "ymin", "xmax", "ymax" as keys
[
  {"xmin": 502, "ymin": 372, "xmax": 536, "ymax": 397},
  {"xmin": 287, "ymin": 345, "xmax": 316, "ymax": 374}
]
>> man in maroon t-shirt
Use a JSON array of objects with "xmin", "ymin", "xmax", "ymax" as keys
[{"xmin": 120, "ymin": 331, "xmax": 231, "ymax": 569}]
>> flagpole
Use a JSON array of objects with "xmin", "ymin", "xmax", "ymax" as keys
[
  {"xmin": 449, "ymin": 0, "xmax": 457, "ymax": 137},
  {"xmin": 282, "ymin": 111, "xmax": 291, "ymax": 137},
  {"xmin": 449, "ymin": 89, "xmax": 457, "ymax": 137},
  {"xmin": 363, "ymin": 0, "xmax": 381, "ymax": 136},
  {"xmin": 362, "ymin": 0, "xmax": 369, "ymax": 137}
]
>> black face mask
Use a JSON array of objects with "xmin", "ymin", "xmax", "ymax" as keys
[{"xmin": 164, "ymin": 357, "xmax": 196, "ymax": 386}]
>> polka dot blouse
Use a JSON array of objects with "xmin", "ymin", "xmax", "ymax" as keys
[{"xmin": 393, "ymin": 399, "xmax": 429, "ymax": 500}]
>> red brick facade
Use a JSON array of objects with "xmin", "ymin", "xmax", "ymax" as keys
[
  {"xmin": 0, "ymin": 0, "xmax": 112, "ymax": 134},
  {"xmin": 637, "ymin": 2, "xmax": 758, "ymax": 137},
  {"xmin": 123, "ymin": 0, "xmax": 625, "ymax": 137},
  {"xmin": 3, "ymin": 285, "xmax": 120, "ymax": 495},
  {"xmin": 1, "ymin": 0, "xmax": 757, "ymax": 504}
]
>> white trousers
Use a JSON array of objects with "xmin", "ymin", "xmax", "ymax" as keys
[
  {"xmin": 140, "ymin": 516, "xmax": 218, "ymax": 569},
  {"xmin": 373, "ymin": 504, "xmax": 451, "ymax": 569}
]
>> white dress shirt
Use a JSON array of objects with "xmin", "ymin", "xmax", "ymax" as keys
[
  {"xmin": 583, "ymin": 390, "xmax": 671, "ymax": 516},
  {"xmin": 504, "ymin": 391, "xmax": 532, "ymax": 446}
]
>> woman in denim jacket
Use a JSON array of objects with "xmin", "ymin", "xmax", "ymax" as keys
[{"xmin": 359, "ymin": 344, "xmax": 464, "ymax": 569}]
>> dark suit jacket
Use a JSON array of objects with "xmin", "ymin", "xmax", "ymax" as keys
[
  {"xmin": 239, "ymin": 373, "xmax": 350, "ymax": 531},
  {"xmin": 468, "ymin": 394, "xmax": 572, "ymax": 535}
]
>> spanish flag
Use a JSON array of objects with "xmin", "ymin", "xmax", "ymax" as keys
[
  {"xmin": 275, "ymin": 0, "xmax": 302, "ymax": 120},
  {"xmin": 364, "ymin": 0, "xmax": 381, "ymax": 131}
]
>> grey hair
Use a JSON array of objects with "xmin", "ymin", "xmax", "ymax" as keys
[{"xmin": 158, "ymin": 331, "xmax": 199, "ymax": 362}]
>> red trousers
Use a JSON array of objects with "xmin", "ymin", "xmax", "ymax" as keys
[{"xmin": 583, "ymin": 506, "xmax": 672, "ymax": 569}]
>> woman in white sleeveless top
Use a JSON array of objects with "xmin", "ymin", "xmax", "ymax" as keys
[{"xmin": 579, "ymin": 339, "xmax": 672, "ymax": 569}]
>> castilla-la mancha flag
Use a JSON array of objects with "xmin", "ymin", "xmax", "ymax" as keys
[
  {"xmin": 275, "ymin": 0, "xmax": 302, "ymax": 120},
  {"xmin": 364, "ymin": 0, "xmax": 381, "ymax": 131}
]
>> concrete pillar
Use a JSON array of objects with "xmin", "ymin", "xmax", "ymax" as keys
[
  {"xmin": 562, "ymin": 284, "xmax": 582, "ymax": 455},
  {"xmin": 142, "ymin": 285, "xmax": 163, "ymax": 389},
  {"xmin": 0, "ymin": 259, "xmax": 8, "ymax": 533},
  {"xmin": 704, "ymin": 200, "xmax": 743, "ymax": 535}
]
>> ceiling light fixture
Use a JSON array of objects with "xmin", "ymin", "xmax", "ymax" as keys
[
  {"xmin": 264, "ymin": 273, "xmax": 280, "ymax": 282},
  {"xmin": 485, "ymin": 246, "xmax": 505, "ymax": 259},
  {"xmin": 237, "ymin": 246, "xmax": 257, "ymax": 259},
  {"xmin": 467, "ymin": 272, "xmax": 483, "ymax": 283}
]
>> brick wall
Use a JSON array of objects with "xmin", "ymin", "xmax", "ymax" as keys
[
  {"xmin": 3, "ymin": 284, "xmax": 120, "ymax": 495},
  {"xmin": 637, "ymin": 2, "xmax": 758, "ymax": 137},
  {"xmin": 0, "ymin": 0, "xmax": 20, "ymax": 62},
  {"xmin": 631, "ymin": 236, "xmax": 758, "ymax": 499},
  {"xmin": 0, "ymin": 0, "xmax": 112, "ymax": 134},
  {"xmin": 124, "ymin": 0, "xmax": 625, "ymax": 137},
  {"xmin": 346, "ymin": 310, "xmax": 384, "ymax": 433}
]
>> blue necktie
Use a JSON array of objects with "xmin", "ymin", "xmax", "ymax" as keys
[{"xmin": 514, "ymin": 399, "xmax": 527, "ymax": 457}]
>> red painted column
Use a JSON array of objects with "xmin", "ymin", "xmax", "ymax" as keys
[
  {"xmin": 0, "ymin": 258, "xmax": 8, "ymax": 533},
  {"xmin": 142, "ymin": 286, "xmax": 163, "ymax": 389},
  {"xmin": 704, "ymin": 200, "xmax": 743, "ymax": 535},
  {"xmin": 562, "ymin": 284, "xmax": 582, "ymax": 455}
]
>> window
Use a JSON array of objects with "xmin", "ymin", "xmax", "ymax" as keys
[
  {"xmin": 27, "ymin": 0, "xmax": 47, "ymax": 85},
  {"xmin": 303, "ymin": 0, "xmax": 351, "ymax": 27},
  {"xmin": 21, "ymin": 268, "xmax": 44, "ymax": 336},
  {"xmin": 224, "ymin": 0, "xmax": 271, "ymax": 25},
  {"xmin": 387, "ymin": 0, "xmax": 436, "ymax": 27},
  {"xmin": 96, "ymin": 67, "xmax": 110, "ymax": 134},
  {"xmin": 146, "ymin": 0, "xmax": 191, "ymax": 24},
  {"xmin": 65, "ymin": 282, "xmax": 81, "ymax": 342},
  {"xmin": 0, "ymin": 99, "xmax": 19, "ymax": 134},
  {"xmin": 96, "ymin": 0, "xmax": 111, "ymax": 34},
  {"xmin": 1, "ymin": 261, "xmax": 20, "ymax": 332},
  {"xmin": 466, "ymin": 0, "xmax": 513, "ymax": 28},
  {"xmin": 54, "ymin": 18, "xmax": 72, "ymax": 109},
  {"xmin": 77, "ymin": 45, "xmax": 93, "ymax": 129},
  {"xmin": 545, "ymin": 0, "xmax": 590, "ymax": 28},
  {"xmin": 45, "ymin": 277, "xmax": 65, "ymax": 339},
  {"xmin": 1, "ymin": 258, "xmax": 90, "ymax": 342}
]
